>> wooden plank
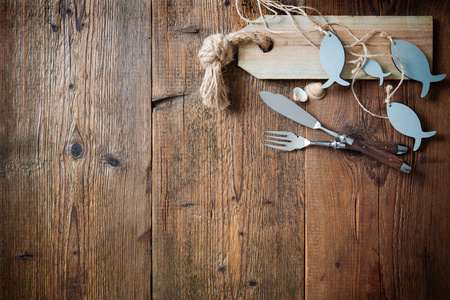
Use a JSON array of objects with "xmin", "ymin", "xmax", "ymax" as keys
[
  {"xmin": 377, "ymin": 1, "xmax": 450, "ymax": 299},
  {"xmin": 238, "ymin": 16, "xmax": 433, "ymax": 80},
  {"xmin": 152, "ymin": 0, "xmax": 305, "ymax": 298},
  {"xmin": 152, "ymin": 79, "xmax": 306, "ymax": 300},
  {"xmin": 305, "ymin": 1, "xmax": 450, "ymax": 299},
  {"xmin": 151, "ymin": 0, "xmax": 208, "ymax": 101},
  {"xmin": 305, "ymin": 72, "xmax": 389, "ymax": 299},
  {"xmin": 0, "ymin": 1, "xmax": 151, "ymax": 299}
]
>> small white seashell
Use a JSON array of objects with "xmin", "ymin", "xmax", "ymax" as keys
[
  {"xmin": 305, "ymin": 82, "xmax": 326, "ymax": 100},
  {"xmin": 293, "ymin": 87, "xmax": 308, "ymax": 102}
]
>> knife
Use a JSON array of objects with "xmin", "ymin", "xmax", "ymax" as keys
[{"xmin": 259, "ymin": 91, "xmax": 411, "ymax": 173}]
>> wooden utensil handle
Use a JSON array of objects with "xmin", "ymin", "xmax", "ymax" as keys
[
  {"xmin": 347, "ymin": 141, "xmax": 407, "ymax": 155},
  {"xmin": 350, "ymin": 139, "xmax": 411, "ymax": 173}
]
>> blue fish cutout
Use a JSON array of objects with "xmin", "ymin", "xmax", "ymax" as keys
[
  {"xmin": 387, "ymin": 102, "xmax": 436, "ymax": 151},
  {"xmin": 362, "ymin": 58, "xmax": 391, "ymax": 86},
  {"xmin": 320, "ymin": 32, "xmax": 350, "ymax": 88},
  {"xmin": 391, "ymin": 39, "xmax": 446, "ymax": 98}
]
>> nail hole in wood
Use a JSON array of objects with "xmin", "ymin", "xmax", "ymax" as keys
[
  {"xmin": 69, "ymin": 83, "xmax": 74, "ymax": 89},
  {"xmin": 180, "ymin": 27, "xmax": 199, "ymax": 34},
  {"xmin": 106, "ymin": 156, "xmax": 121, "ymax": 167},
  {"xmin": 249, "ymin": 280, "xmax": 257, "ymax": 286},
  {"xmin": 50, "ymin": 24, "xmax": 59, "ymax": 32}
]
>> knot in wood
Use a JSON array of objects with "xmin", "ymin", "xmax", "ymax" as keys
[{"xmin": 70, "ymin": 143, "xmax": 83, "ymax": 159}]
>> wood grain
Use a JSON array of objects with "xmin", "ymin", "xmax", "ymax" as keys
[
  {"xmin": 152, "ymin": 79, "xmax": 306, "ymax": 299},
  {"xmin": 350, "ymin": 139, "xmax": 407, "ymax": 171},
  {"xmin": 305, "ymin": 0, "xmax": 449, "ymax": 299},
  {"xmin": 0, "ymin": 1, "xmax": 151, "ymax": 299},
  {"xmin": 238, "ymin": 16, "xmax": 433, "ymax": 80},
  {"xmin": 377, "ymin": 1, "xmax": 450, "ymax": 299},
  {"xmin": 152, "ymin": 0, "xmax": 306, "ymax": 298},
  {"xmin": 1, "ymin": 0, "xmax": 449, "ymax": 299},
  {"xmin": 346, "ymin": 140, "xmax": 407, "ymax": 155}
]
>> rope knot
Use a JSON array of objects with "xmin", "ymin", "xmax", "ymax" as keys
[
  {"xmin": 316, "ymin": 24, "xmax": 330, "ymax": 36},
  {"xmin": 380, "ymin": 32, "xmax": 395, "ymax": 45},
  {"xmin": 198, "ymin": 34, "xmax": 234, "ymax": 68},
  {"xmin": 198, "ymin": 31, "xmax": 271, "ymax": 110},
  {"xmin": 349, "ymin": 57, "xmax": 364, "ymax": 74},
  {"xmin": 385, "ymin": 84, "xmax": 394, "ymax": 106}
]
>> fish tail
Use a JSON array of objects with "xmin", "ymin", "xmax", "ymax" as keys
[
  {"xmin": 430, "ymin": 74, "xmax": 446, "ymax": 83},
  {"xmin": 413, "ymin": 131, "xmax": 436, "ymax": 151},
  {"xmin": 379, "ymin": 73, "xmax": 391, "ymax": 86},
  {"xmin": 322, "ymin": 77, "xmax": 350, "ymax": 89},
  {"xmin": 421, "ymin": 74, "xmax": 446, "ymax": 97},
  {"xmin": 321, "ymin": 79, "xmax": 335, "ymax": 89},
  {"xmin": 422, "ymin": 131, "xmax": 436, "ymax": 139},
  {"xmin": 413, "ymin": 138, "xmax": 422, "ymax": 151},
  {"xmin": 420, "ymin": 81, "xmax": 430, "ymax": 98},
  {"xmin": 335, "ymin": 77, "xmax": 350, "ymax": 87}
]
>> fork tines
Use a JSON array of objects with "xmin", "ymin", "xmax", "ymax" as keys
[{"xmin": 262, "ymin": 131, "xmax": 295, "ymax": 151}]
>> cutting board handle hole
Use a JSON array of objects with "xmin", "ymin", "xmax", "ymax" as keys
[{"xmin": 258, "ymin": 38, "xmax": 274, "ymax": 53}]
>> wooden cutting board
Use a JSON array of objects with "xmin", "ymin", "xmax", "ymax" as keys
[{"xmin": 238, "ymin": 16, "xmax": 433, "ymax": 80}]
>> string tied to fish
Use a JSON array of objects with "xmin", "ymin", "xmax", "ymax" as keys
[{"xmin": 198, "ymin": 0, "xmax": 445, "ymax": 151}]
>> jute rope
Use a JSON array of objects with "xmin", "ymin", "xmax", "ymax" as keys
[
  {"xmin": 198, "ymin": 0, "xmax": 405, "ymax": 116},
  {"xmin": 198, "ymin": 31, "xmax": 272, "ymax": 110}
]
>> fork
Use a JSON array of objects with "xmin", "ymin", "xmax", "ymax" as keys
[{"xmin": 263, "ymin": 131, "xmax": 407, "ymax": 155}]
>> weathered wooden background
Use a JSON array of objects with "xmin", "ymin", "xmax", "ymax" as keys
[{"xmin": 1, "ymin": 0, "xmax": 449, "ymax": 299}]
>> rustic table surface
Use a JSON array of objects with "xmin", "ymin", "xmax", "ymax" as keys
[{"xmin": 1, "ymin": 0, "xmax": 449, "ymax": 299}]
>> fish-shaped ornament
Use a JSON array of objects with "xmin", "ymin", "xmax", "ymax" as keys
[
  {"xmin": 320, "ymin": 31, "xmax": 350, "ymax": 88},
  {"xmin": 387, "ymin": 102, "xmax": 436, "ymax": 151},
  {"xmin": 391, "ymin": 40, "xmax": 446, "ymax": 98},
  {"xmin": 362, "ymin": 58, "xmax": 391, "ymax": 85}
]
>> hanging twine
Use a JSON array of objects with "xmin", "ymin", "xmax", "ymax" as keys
[
  {"xmin": 384, "ymin": 84, "xmax": 394, "ymax": 106},
  {"xmin": 347, "ymin": 32, "xmax": 404, "ymax": 118},
  {"xmin": 198, "ymin": 0, "xmax": 405, "ymax": 115},
  {"xmin": 198, "ymin": 31, "xmax": 272, "ymax": 110}
]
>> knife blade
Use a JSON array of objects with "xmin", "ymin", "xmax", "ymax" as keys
[
  {"xmin": 259, "ymin": 91, "xmax": 344, "ymax": 140},
  {"xmin": 259, "ymin": 91, "xmax": 321, "ymax": 129}
]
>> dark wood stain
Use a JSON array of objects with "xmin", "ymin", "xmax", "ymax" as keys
[
  {"xmin": 17, "ymin": 253, "xmax": 34, "ymax": 261},
  {"xmin": 66, "ymin": 205, "xmax": 82, "ymax": 300},
  {"xmin": 73, "ymin": 0, "xmax": 85, "ymax": 32}
]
